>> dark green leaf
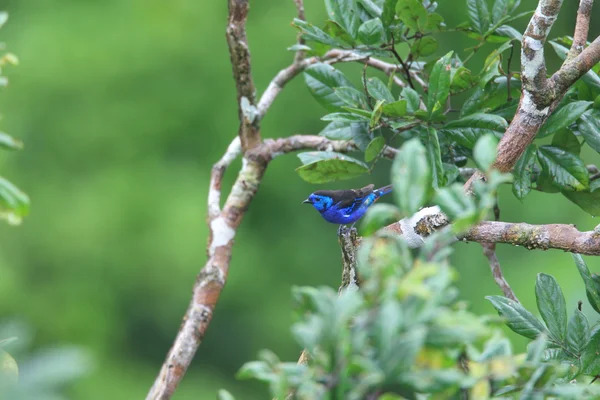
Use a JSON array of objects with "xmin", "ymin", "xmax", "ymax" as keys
[
  {"xmin": 535, "ymin": 273, "xmax": 567, "ymax": 343},
  {"xmin": 445, "ymin": 113, "xmax": 508, "ymax": 131},
  {"xmin": 427, "ymin": 51, "xmax": 453, "ymax": 119},
  {"xmin": 467, "ymin": 0, "xmax": 490, "ymax": 34},
  {"xmin": 380, "ymin": 0, "xmax": 397, "ymax": 29},
  {"xmin": 319, "ymin": 120, "xmax": 368, "ymax": 140},
  {"xmin": 552, "ymin": 129, "xmax": 581, "ymax": 155},
  {"xmin": 512, "ymin": 144, "xmax": 536, "ymax": 200},
  {"xmin": 0, "ymin": 176, "xmax": 29, "ymax": 225},
  {"xmin": 572, "ymin": 254, "xmax": 600, "ymax": 314},
  {"xmin": 538, "ymin": 101, "xmax": 592, "ymax": 138},
  {"xmin": 292, "ymin": 19, "xmax": 343, "ymax": 47},
  {"xmin": 304, "ymin": 63, "xmax": 354, "ymax": 111},
  {"xmin": 412, "ymin": 36, "xmax": 438, "ymax": 58},
  {"xmin": 581, "ymin": 330, "xmax": 600, "ymax": 375},
  {"xmin": 491, "ymin": 0, "xmax": 509, "ymax": 24},
  {"xmin": 494, "ymin": 25, "xmax": 522, "ymax": 41},
  {"xmin": 578, "ymin": 109, "xmax": 600, "ymax": 153},
  {"xmin": 334, "ymin": 86, "xmax": 370, "ymax": 109},
  {"xmin": 480, "ymin": 59, "xmax": 501, "ymax": 87},
  {"xmin": 322, "ymin": 112, "xmax": 369, "ymax": 122},
  {"xmin": 401, "ymin": 87, "xmax": 421, "ymax": 113},
  {"xmin": 325, "ymin": 0, "xmax": 361, "ymax": 38},
  {"xmin": 365, "ymin": 136, "xmax": 385, "ymax": 161},
  {"xmin": 382, "ymin": 100, "xmax": 407, "ymax": 117},
  {"xmin": 392, "ymin": 138, "xmax": 432, "ymax": 214},
  {"xmin": 562, "ymin": 180, "xmax": 600, "ymax": 216},
  {"xmin": 0, "ymin": 132, "xmax": 22, "ymax": 151},
  {"xmin": 473, "ymin": 134, "xmax": 498, "ymax": 171},
  {"xmin": 296, "ymin": 152, "xmax": 369, "ymax": 183},
  {"xmin": 358, "ymin": 18, "xmax": 385, "ymax": 45},
  {"xmin": 567, "ymin": 308, "xmax": 590, "ymax": 355},
  {"xmin": 425, "ymin": 127, "xmax": 446, "ymax": 188},
  {"xmin": 366, "ymin": 77, "xmax": 395, "ymax": 103},
  {"xmin": 537, "ymin": 146, "xmax": 590, "ymax": 191},
  {"xmin": 396, "ymin": 0, "xmax": 429, "ymax": 32},
  {"xmin": 360, "ymin": 203, "xmax": 402, "ymax": 236},
  {"xmin": 486, "ymin": 295, "xmax": 546, "ymax": 339},
  {"xmin": 450, "ymin": 66, "xmax": 477, "ymax": 92}
]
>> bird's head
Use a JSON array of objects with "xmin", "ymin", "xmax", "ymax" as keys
[{"xmin": 303, "ymin": 192, "xmax": 334, "ymax": 212}]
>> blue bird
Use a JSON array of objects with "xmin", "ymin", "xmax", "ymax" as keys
[{"xmin": 303, "ymin": 184, "xmax": 393, "ymax": 226}]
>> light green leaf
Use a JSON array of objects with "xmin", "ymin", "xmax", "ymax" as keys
[
  {"xmin": 467, "ymin": 0, "xmax": 490, "ymax": 34},
  {"xmin": 365, "ymin": 136, "xmax": 385, "ymax": 162},
  {"xmin": 367, "ymin": 77, "xmax": 395, "ymax": 103},
  {"xmin": 412, "ymin": 36, "xmax": 438, "ymax": 58},
  {"xmin": 0, "ymin": 176, "xmax": 29, "ymax": 225},
  {"xmin": 494, "ymin": 25, "xmax": 522, "ymax": 41},
  {"xmin": 582, "ymin": 330, "xmax": 600, "ymax": 375},
  {"xmin": 296, "ymin": 152, "xmax": 369, "ymax": 183},
  {"xmin": 425, "ymin": 127, "xmax": 446, "ymax": 188},
  {"xmin": 538, "ymin": 101, "xmax": 592, "ymax": 138},
  {"xmin": 512, "ymin": 144, "xmax": 536, "ymax": 200},
  {"xmin": 535, "ymin": 273, "xmax": 567, "ymax": 343},
  {"xmin": 572, "ymin": 254, "xmax": 600, "ymax": 315},
  {"xmin": 217, "ymin": 390, "xmax": 237, "ymax": 400},
  {"xmin": 578, "ymin": 109, "xmax": 600, "ymax": 153},
  {"xmin": 445, "ymin": 113, "xmax": 508, "ymax": 131},
  {"xmin": 360, "ymin": 203, "xmax": 402, "ymax": 236},
  {"xmin": 392, "ymin": 138, "xmax": 432, "ymax": 215},
  {"xmin": 562, "ymin": 180, "xmax": 600, "ymax": 216},
  {"xmin": 292, "ymin": 19, "xmax": 343, "ymax": 47},
  {"xmin": 450, "ymin": 66, "xmax": 477, "ymax": 92},
  {"xmin": 401, "ymin": 87, "xmax": 421, "ymax": 113},
  {"xmin": 567, "ymin": 308, "xmax": 590, "ymax": 355},
  {"xmin": 319, "ymin": 120, "xmax": 368, "ymax": 140},
  {"xmin": 358, "ymin": 18, "xmax": 385, "ymax": 45},
  {"xmin": 0, "ymin": 132, "xmax": 23, "ymax": 151},
  {"xmin": 434, "ymin": 184, "xmax": 478, "ymax": 231},
  {"xmin": 382, "ymin": 100, "xmax": 407, "ymax": 117},
  {"xmin": 334, "ymin": 86, "xmax": 370, "ymax": 109},
  {"xmin": 322, "ymin": 112, "xmax": 369, "ymax": 122},
  {"xmin": 537, "ymin": 146, "xmax": 590, "ymax": 191},
  {"xmin": 427, "ymin": 51, "xmax": 453, "ymax": 119},
  {"xmin": 487, "ymin": 295, "xmax": 546, "ymax": 339},
  {"xmin": 473, "ymin": 134, "xmax": 498, "ymax": 171},
  {"xmin": 396, "ymin": 0, "xmax": 429, "ymax": 32},
  {"xmin": 0, "ymin": 349, "xmax": 18, "ymax": 384},
  {"xmin": 304, "ymin": 63, "xmax": 354, "ymax": 111},
  {"xmin": 325, "ymin": 0, "xmax": 361, "ymax": 38}
]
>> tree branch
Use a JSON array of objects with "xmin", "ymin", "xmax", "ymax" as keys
[
  {"xmin": 482, "ymin": 242, "xmax": 519, "ymax": 302},
  {"xmin": 566, "ymin": 0, "xmax": 594, "ymax": 61},
  {"xmin": 293, "ymin": 0, "xmax": 306, "ymax": 64}
]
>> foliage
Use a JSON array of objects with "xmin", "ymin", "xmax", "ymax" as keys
[{"xmin": 292, "ymin": 0, "xmax": 600, "ymax": 218}]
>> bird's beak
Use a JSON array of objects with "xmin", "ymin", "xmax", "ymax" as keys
[{"xmin": 302, "ymin": 198, "xmax": 312, "ymax": 204}]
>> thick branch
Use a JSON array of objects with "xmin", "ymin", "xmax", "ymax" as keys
[
  {"xmin": 226, "ymin": 0, "xmax": 261, "ymax": 151},
  {"xmin": 566, "ymin": 0, "xmax": 594, "ymax": 61}
]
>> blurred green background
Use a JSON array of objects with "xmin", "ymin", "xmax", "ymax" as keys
[{"xmin": 0, "ymin": 0, "xmax": 599, "ymax": 398}]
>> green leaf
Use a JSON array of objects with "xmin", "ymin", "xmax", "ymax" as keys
[
  {"xmin": 581, "ymin": 330, "xmax": 600, "ymax": 375},
  {"xmin": 0, "ymin": 176, "xmax": 29, "ymax": 225},
  {"xmin": 322, "ymin": 112, "xmax": 369, "ymax": 122},
  {"xmin": 467, "ymin": 0, "xmax": 490, "ymax": 34},
  {"xmin": 304, "ymin": 63, "xmax": 354, "ymax": 111},
  {"xmin": 366, "ymin": 77, "xmax": 395, "ymax": 103},
  {"xmin": 412, "ymin": 36, "xmax": 439, "ymax": 58},
  {"xmin": 382, "ymin": 100, "xmax": 407, "ymax": 117},
  {"xmin": 380, "ymin": 0, "xmax": 397, "ymax": 29},
  {"xmin": 535, "ymin": 273, "xmax": 567, "ymax": 343},
  {"xmin": 473, "ymin": 134, "xmax": 498, "ymax": 171},
  {"xmin": 365, "ymin": 136, "xmax": 385, "ymax": 162},
  {"xmin": 427, "ymin": 51, "xmax": 453, "ymax": 119},
  {"xmin": 450, "ymin": 66, "xmax": 477, "ymax": 92},
  {"xmin": 494, "ymin": 25, "xmax": 522, "ymax": 41},
  {"xmin": 578, "ymin": 109, "xmax": 600, "ymax": 153},
  {"xmin": 392, "ymin": 138, "xmax": 432, "ymax": 215},
  {"xmin": 512, "ymin": 144, "xmax": 536, "ymax": 200},
  {"xmin": 358, "ymin": 0, "xmax": 382, "ymax": 17},
  {"xmin": 358, "ymin": 18, "xmax": 385, "ymax": 45},
  {"xmin": 319, "ymin": 120, "xmax": 368, "ymax": 140},
  {"xmin": 491, "ymin": 0, "xmax": 509, "ymax": 24},
  {"xmin": 292, "ymin": 19, "xmax": 343, "ymax": 47},
  {"xmin": 441, "ymin": 113, "xmax": 507, "ymax": 149},
  {"xmin": 0, "ymin": 132, "xmax": 23, "ymax": 151},
  {"xmin": 425, "ymin": 127, "xmax": 446, "ymax": 188},
  {"xmin": 434, "ymin": 184, "xmax": 478, "ymax": 231},
  {"xmin": 537, "ymin": 146, "xmax": 590, "ymax": 191},
  {"xmin": 551, "ymin": 129, "xmax": 581, "ymax": 155},
  {"xmin": 236, "ymin": 361, "xmax": 273, "ymax": 381},
  {"xmin": 296, "ymin": 152, "xmax": 369, "ymax": 183},
  {"xmin": 0, "ymin": 349, "xmax": 18, "ymax": 384},
  {"xmin": 334, "ymin": 86, "xmax": 370, "ymax": 109},
  {"xmin": 401, "ymin": 87, "xmax": 421, "ymax": 113},
  {"xmin": 562, "ymin": 180, "xmax": 600, "ymax": 216},
  {"xmin": 360, "ymin": 203, "xmax": 402, "ymax": 236},
  {"xmin": 486, "ymin": 295, "xmax": 546, "ymax": 339},
  {"xmin": 217, "ymin": 389, "xmax": 236, "ymax": 400},
  {"xmin": 567, "ymin": 308, "xmax": 590, "ymax": 355},
  {"xmin": 480, "ymin": 59, "xmax": 501, "ymax": 87},
  {"xmin": 370, "ymin": 99, "xmax": 385, "ymax": 128},
  {"xmin": 325, "ymin": 0, "xmax": 361, "ymax": 38},
  {"xmin": 572, "ymin": 254, "xmax": 600, "ymax": 315},
  {"xmin": 538, "ymin": 101, "xmax": 592, "ymax": 138},
  {"xmin": 395, "ymin": 0, "xmax": 429, "ymax": 32}
]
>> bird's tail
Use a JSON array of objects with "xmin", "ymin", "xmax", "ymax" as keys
[{"xmin": 374, "ymin": 184, "xmax": 393, "ymax": 197}]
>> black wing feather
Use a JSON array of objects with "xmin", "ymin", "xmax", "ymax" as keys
[{"xmin": 314, "ymin": 184, "xmax": 374, "ymax": 214}]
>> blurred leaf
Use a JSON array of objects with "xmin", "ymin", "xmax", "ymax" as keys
[
  {"xmin": 494, "ymin": 25, "xmax": 522, "ymax": 41},
  {"xmin": 473, "ymin": 134, "xmax": 498, "ymax": 171},
  {"xmin": 304, "ymin": 63, "xmax": 354, "ymax": 111},
  {"xmin": 572, "ymin": 254, "xmax": 600, "ymax": 314},
  {"xmin": 537, "ymin": 146, "xmax": 589, "ymax": 191},
  {"xmin": 512, "ymin": 144, "xmax": 536, "ymax": 200},
  {"xmin": 237, "ymin": 361, "xmax": 273, "ymax": 381},
  {"xmin": 380, "ymin": 0, "xmax": 397, "ymax": 29},
  {"xmin": 325, "ymin": 0, "xmax": 360, "ymax": 38},
  {"xmin": 358, "ymin": 18, "xmax": 385, "ymax": 45},
  {"xmin": 486, "ymin": 295, "xmax": 546, "ymax": 339},
  {"xmin": 467, "ymin": 0, "xmax": 490, "ymax": 33},
  {"xmin": 365, "ymin": 136, "xmax": 385, "ymax": 162},
  {"xmin": 322, "ymin": 112, "xmax": 369, "ymax": 122},
  {"xmin": 370, "ymin": 99, "xmax": 385, "ymax": 128},
  {"xmin": 392, "ymin": 138, "xmax": 432, "ymax": 215},
  {"xmin": 562, "ymin": 180, "xmax": 600, "ymax": 216},
  {"xmin": 434, "ymin": 184, "xmax": 478, "ymax": 232},
  {"xmin": 217, "ymin": 389, "xmax": 236, "ymax": 400},
  {"xmin": 382, "ymin": 100, "xmax": 407, "ymax": 117},
  {"xmin": 292, "ymin": 19, "xmax": 343, "ymax": 47},
  {"xmin": 0, "ymin": 132, "xmax": 23, "ymax": 151},
  {"xmin": 535, "ymin": 273, "xmax": 567, "ymax": 343},
  {"xmin": 335, "ymin": 86, "xmax": 370, "ymax": 109},
  {"xmin": 0, "ymin": 176, "xmax": 29, "ymax": 225},
  {"xmin": 296, "ymin": 152, "xmax": 369, "ymax": 183},
  {"xmin": 581, "ymin": 329, "xmax": 600, "ymax": 375},
  {"xmin": 396, "ymin": 0, "xmax": 428, "ymax": 32},
  {"xmin": 412, "ymin": 36, "xmax": 439, "ymax": 58},
  {"xmin": 578, "ymin": 109, "xmax": 600, "ymax": 153},
  {"xmin": 537, "ymin": 101, "xmax": 592, "ymax": 138},
  {"xmin": 491, "ymin": 0, "xmax": 510, "ymax": 24},
  {"xmin": 320, "ymin": 120, "xmax": 368, "ymax": 140},
  {"xmin": 425, "ymin": 127, "xmax": 446, "ymax": 188},
  {"xmin": 0, "ymin": 349, "xmax": 18, "ymax": 385},
  {"xmin": 552, "ymin": 129, "xmax": 581, "ymax": 155},
  {"xmin": 441, "ymin": 113, "xmax": 506, "ymax": 150},
  {"xmin": 367, "ymin": 77, "xmax": 394, "ymax": 103},
  {"xmin": 360, "ymin": 203, "xmax": 402, "ymax": 235},
  {"xmin": 567, "ymin": 308, "xmax": 590, "ymax": 355},
  {"xmin": 401, "ymin": 87, "xmax": 421, "ymax": 113},
  {"xmin": 427, "ymin": 52, "xmax": 453, "ymax": 119}
]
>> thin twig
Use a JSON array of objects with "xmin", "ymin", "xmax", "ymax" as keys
[
  {"xmin": 566, "ymin": 0, "xmax": 594, "ymax": 62},
  {"xmin": 482, "ymin": 243, "xmax": 520, "ymax": 302},
  {"xmin": 389, "ymin": 33, "xmax": 416, "ymax": 89},
  {"xmin": 293, "ymin": 0, "xmax": 306, "ymax": 64},
  {"xmin": 506, "ymin": 42, "xmax": 515, "ymax": 102}
]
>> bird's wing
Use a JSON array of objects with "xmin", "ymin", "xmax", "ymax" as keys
[{"xmin": 334, "ymin": 184, "xmax": 374, "ymax": 215}]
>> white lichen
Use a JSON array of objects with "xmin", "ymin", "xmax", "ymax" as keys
[
  {"xmin": 399, "ymin": 206, "xmax": 445, "ymax": 249},
  {"xmin": 209, "ymin": 217, "xmax": 236, "ymax": 256}
]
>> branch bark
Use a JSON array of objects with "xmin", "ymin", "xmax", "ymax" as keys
[{"xmin": 566, "ymin": 0, "xmax": 594, "ymax": 61}]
